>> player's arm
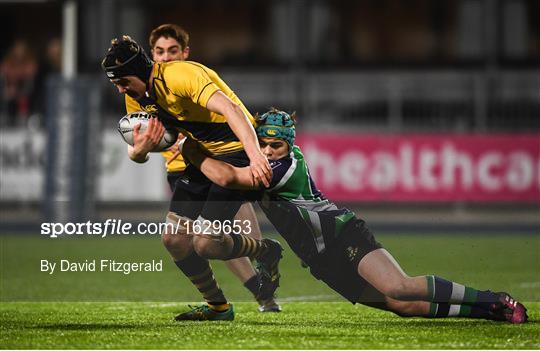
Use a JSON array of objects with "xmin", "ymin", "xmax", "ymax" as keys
[
  {"xmin": 181, "ymin": 138, "xmax": 260, "ymax": 190},
  {"xmin": 127, "ymin": 117, "xmax": 165, "ymax": 163},
  {"xmin": 127, "ymin": 145, "xmax": 148, "ymax": 163},
  {"xmin": 205, "ymin": 91, "xmax": 272, "ymax": 187},
  {"xmin": 165, "ymin": 63, "xmax": 271, "ymax": 184},
  {"xmin": 165, "ymin": 132, "xmax": 186, "ymax": 165}
]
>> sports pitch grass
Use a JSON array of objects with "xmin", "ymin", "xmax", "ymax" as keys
[
  {"xmin": 1, "ymin": 301, "xmax": 539, "ymax": 349},
  {"xmin": 1, "ymin": 232, "xmax": 539, "ymax": 349}
]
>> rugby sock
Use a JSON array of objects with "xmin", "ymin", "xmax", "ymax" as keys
[
  {"xmin": 174, "ymin": 252, "xmax": 229, "ymax": 311},
  {"xmin": 228, "ymin": 234, "xmax": 269, "ymax": 260},
  {"xmin": 244, "ymin": 274, "xmax": 261, "ymax": 298},
  {"xmin": 426, "ymin": 275, "xmax": 499, "ymax": 309},
  {"xmin": 428, "ymin": 303, "xmax": 493, "ymax": 319},
  {"xmin": 207, "ymin": 302, "xmax": 230, "ymax": 312}
]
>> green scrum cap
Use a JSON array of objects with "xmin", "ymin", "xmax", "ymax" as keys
[{"xmin": 256, "ymin": 109, "xmax": 295, "ymax": 149}]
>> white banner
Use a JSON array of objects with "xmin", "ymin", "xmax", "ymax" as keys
[{"xmin": 0, "ymin": 129, "xmax": 168, "ymax": 201}]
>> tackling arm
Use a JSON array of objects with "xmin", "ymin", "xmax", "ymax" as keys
[
  {"xmin": 181, "ymin": 138, "xmax": 260, "ymax": 190},
  {"xmin": 206, "ymin": 91, "xmax": 272, "ymax": 187}
]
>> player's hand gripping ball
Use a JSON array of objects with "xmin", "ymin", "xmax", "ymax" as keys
[{"xmin": 118, "ymin": 111, "xmax": 178, "ymax": 152}]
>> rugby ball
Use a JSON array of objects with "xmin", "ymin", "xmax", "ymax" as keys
[{"xmin": 118, "ymin": 111, "xmax": 178, "ymax": 152}]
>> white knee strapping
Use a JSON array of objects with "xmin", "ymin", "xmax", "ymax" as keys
[
  {"xmin": 165, "ymin": 212, "xmax": 192, "ymax": 234},
  {"xmin": 193, "ymin": 215, "xmax": 224, "ymax": 242}
]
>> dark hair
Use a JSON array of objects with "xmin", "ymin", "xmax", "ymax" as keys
[{"xmin": 149, "ymin": 24, "xmax": 189, "ymax": 50}]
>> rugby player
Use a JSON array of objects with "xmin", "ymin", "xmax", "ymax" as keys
[
  {"xmin": 179, "ymin": 108, "xmax": 528, "ymax": 324},
  {"xmin": 124, "ymin": 24, "xmax": 280, "ymax": 312},
  {"xmin": 102, "ymin": 36, "xmax": 283, "ymax": 321}
]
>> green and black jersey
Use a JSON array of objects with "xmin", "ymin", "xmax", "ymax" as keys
[{"xmin": 259, "ymin": 146, "xmax": 356, "ymax": 266}]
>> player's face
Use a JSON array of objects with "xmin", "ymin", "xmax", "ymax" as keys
[
  {"xmin": 111, "ymin": 76, "xmax": 146, "ymax": 99},
  {"xmin": 259, "ymin": 137, "xmax": 289, "ymax": 160},
  {"xmin": 152, "ymin": 37, "xmax": 189, "ymax": 62}
]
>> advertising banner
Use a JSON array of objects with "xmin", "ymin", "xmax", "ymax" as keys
[
  {"xmin": 296, "ymin": 134, "xmax": 540, "ymax": 202},
  {"xmin": 2, "ymin": 130, "xmax": 538, "ymax": 202},
  {"xmin": 0, "ymin": 130, "xmax": 168, "ymax": 201}
]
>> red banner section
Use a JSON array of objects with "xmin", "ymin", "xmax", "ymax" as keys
[{"xmin": 295, "ymin": 134, "xmax": 540, "ymax": 202}]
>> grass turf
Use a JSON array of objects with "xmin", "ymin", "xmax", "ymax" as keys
[
  {"xmin": 1, "ymin": 232, "xmax": 539, "ymax": 348},
  {"xmin": 1, "ymin": 301, "xmax": 539, "ymax": 349}
]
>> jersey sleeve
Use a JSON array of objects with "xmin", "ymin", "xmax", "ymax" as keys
[
  {"xmin": 269, "ymin": 158, "xmax": 293, "ymax": 189},
  {"xmin": 124, "ymin": 95, "xmax": 141, "ymax": 113},
  {"xmin": 164, "ymin": 62, "xmax": 220, "ymax": 108}
]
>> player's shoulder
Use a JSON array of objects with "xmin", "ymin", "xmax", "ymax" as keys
[
  {"xmin": 268, "ymin": 155, "xmax": 294, "ymax": 188},
  {"xmin": 184, "ymin": 60, "xmax": 213, "ymax": 71},
  {"xmin": 158, "ymin": 60, "xmax": 213, "ymax": 76},
  {"xmin": 291, "ymin": 145, "xmax": 305, "ymax": 160},
  {"xmin": 269, "ymin": 157, "xmax": 292, "ymax": 171},
  {"xmin": 270, "ymin": 145, "xmax": 306, "ymax": 170},
  {"xmin": 157, "ymin": 61, "xmax": 188, "ymax": 77},
  {"xmin": 268, "ymin": 146, "xmax": 308, "ymax": 188}
]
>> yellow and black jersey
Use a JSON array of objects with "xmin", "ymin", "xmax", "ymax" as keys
[{"xmin": 127, "ymin": 60, "xmax": 255, "ymax": 159}]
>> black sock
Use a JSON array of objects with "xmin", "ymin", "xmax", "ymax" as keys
[
  {"xmin": 429, "ymin": 303, "xmax": 496, "ymax": 319},
  {"xmin": 244, "ymin": 274, "xmax": 261, "ymax": 298},
  {"xmin": 426, "ymin": 275, "xmax": 499, "ymax": 310}
]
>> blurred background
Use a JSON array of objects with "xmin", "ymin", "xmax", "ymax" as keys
[{"xmin": 1, "ymin": 0, "xmax": 539, "ymax": 232}]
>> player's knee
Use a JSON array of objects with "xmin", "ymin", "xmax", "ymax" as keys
[
  {"xmin": 161, "ymin": 212, "xmax": 193, "ymax": 252},
  {"xmin": 161, "ymin": 230, "xmax": 179, "ymax": 250},
  {"xmin": 193, "ymin": 233, "xmax": 227, "ymax": 259},
  {"xmin": 161, "ymin": 234, "xmax": 193, "ymax": 261},
  {"xmin": 192, "ymin": 235, "xmax": 214, "ymax": 258}
]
